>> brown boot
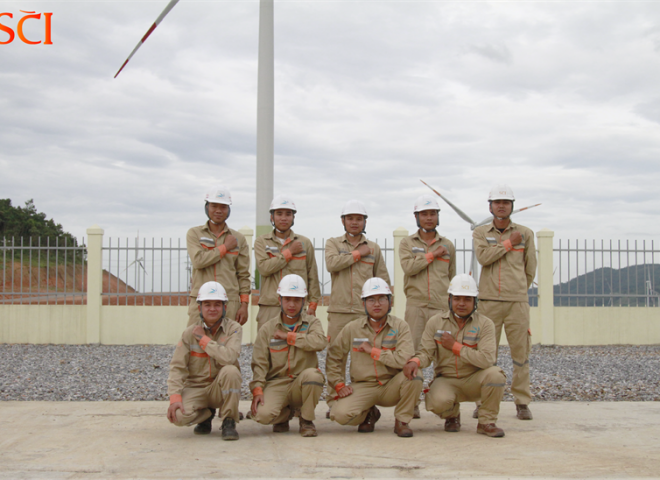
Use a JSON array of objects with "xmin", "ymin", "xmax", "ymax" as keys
[
  {"xmin": 477, "ymin": 423, "xmax": 505, "ymax": 438},
  {"xmin": 516, "ymin": 404, "xmax": 533, "ymax": 420},
  {"xmin": 299, "ymin": 418, "xmax": 318, "ymax": 437},
  {"xmin": 357, "ymin": 406, "xmax": 381, "ymax": 433},
  {"xmin": 394, "ymin": 419, "xmax": 413, "ymax": 438},
  {"xmin": 472, "ymin": 405, "xmax": 480, "ymax": 419},
  {"xmin": 413, "ymin": 404, "xmax": 421, "ymax": 419},
  {"xmin": 444, "ymin": 414, "xmax": 461, "ymax": 433},
  {"xmin": 272, "ymin": 421, "xmax": 289, "ymax": 433}
]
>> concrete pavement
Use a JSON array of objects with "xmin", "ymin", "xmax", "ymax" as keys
[{"xmin": 1, "ymin": 401, "xmax": 659, "ymax": 479}]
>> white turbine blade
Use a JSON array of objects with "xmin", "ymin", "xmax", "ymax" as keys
[
  {"xmin": 420, "ymin": 180, "xmax": 476, "ymax": 226},
  {"xmin": 512, "ymin": 203, "xmax": 542, "ymax": 216},
  {"xmin": 473, "ymin": 203, "xmax": 542, "ymax": 229},
  {"xmin": 114, "ymin": 0, "xmax": 181, "ymax": 78}
]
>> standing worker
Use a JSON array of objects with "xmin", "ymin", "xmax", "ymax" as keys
[
  {"xmin": 399, "ymin": 194, "xmax": 456, "ymax": 418},
  {"xmin": 166, "ymin": 281, "xmax": 242, "ymax": 440},
  {"xmin": 325, "ymin": 200, "xmax": 391, "ymax": 412},
  {"xmin": 327, "ymin": 278, "xmax": 423, "ymax": 437},
  {"xmin": 403, "ymin": 274, "xmax": 507, "ymax": 437},
  {"xmin": 473, "ymin": 185, "xmax": 537, "ymax": 420},
  {"xmin": 250, "ymin": 275, "xmax": 327, "ymax": 437},
  {"xmin": 254, "ymin": 195, "xmax": 321, "ymax": 330},
  {"xmin": 186, "ymin": 186, "xmax": 250, "ymax": 327}
]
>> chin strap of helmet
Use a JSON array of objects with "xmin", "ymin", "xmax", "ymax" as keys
[
  {"xmin": 206, "ymin": 202, "xmax": 231, "ymax": 224},
  {"xmin": 280, "ymin": 296, "xmax": 304, "ymax": 321},
  {"xmin": 448, "ymin": 295, "xmax": 478, "ymax": 320},
  {"xmin": 415, "ymin": 212, "xmax": 439, "ymax": 233},
  {"xmin": 270, "ymin": 212, "xmax": 294, "ymax": 233}
]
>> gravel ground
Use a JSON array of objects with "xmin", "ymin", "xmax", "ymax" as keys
[{"xmin": 1, "ymin": 344, "xmax": 659, "ymax": 402}]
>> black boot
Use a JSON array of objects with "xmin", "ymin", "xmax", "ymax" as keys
[
  {"xmin": 221, "ymin": 417, "xmax": 239, "ymax": 441},
  {"xmin": 193, "ymin": 408, "xmax": 215, "ymax": 435}
]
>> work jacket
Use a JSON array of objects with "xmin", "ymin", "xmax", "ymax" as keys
[
  {"xmin": 325, "ymin": 234, "xmax": 391, "ymax": 314},
  {"xmin": 250, "ymin": 313, "xmax": 327, "ymax": 393},
  {"xmin": 473, "ymin": 221, "xmax": 537, "ymax": 302},
  {"xmin": 399, "ymin": 231, "xmax": 456, "ymax": 309},
  {"xmin": 412, "ymin": 310, "xmax": 496, "ymax": 379},
  {"xmin": 167, "ymin": 317, "xmax": 243, "ymax": 403},
  {"xmin": 326, "ymin": 315, "xmax": 414, "ymax": 391},
  {"xmin": 186, "ymin": 223, "xmax": 250, "ymax": 302},
  {"xmin": 254, "ymin": 229, "xmax": 321, "ymax": 307}
]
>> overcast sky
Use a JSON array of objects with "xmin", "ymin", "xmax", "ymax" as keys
[{"xmin": 2, "ymin": 0, "xmax": 660, "ymax": 251}]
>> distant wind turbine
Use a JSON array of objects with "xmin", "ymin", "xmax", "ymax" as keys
[{"xmin": 420, "ymin": 179, "xmax": 541, "ymax": 284}]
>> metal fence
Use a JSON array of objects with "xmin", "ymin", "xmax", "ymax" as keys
[
  {"xmin": 552, "ymin": 239, "xmax": 659, "ymax": 307},
  {"xmin": 0, "ymin": 236, "xmax": 87, "ymax": 304}
]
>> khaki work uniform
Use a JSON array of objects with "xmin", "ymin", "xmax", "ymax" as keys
[
  {"xmin": 167, "ymin": 317, "xmax": 243, "ymax": 426},
  {"xmin": 473, "ymin": 220, "xmax": 537, "ymax": 405},
  {"xmin": 325, "ymin": 234, "xmax": 391, "ymax": 393},
  {"xmin": 327, "ymin": 315, "xmax": 422, "ymax": 425},
  {"xmin": 254, "ymin": 230, "xmax": 321, "ymax": 330},
  {"xmin": 186, "ymin": 223, "xmax": 251, "ymax": 326},
  {"xmin": 399, "ymin": 231, "xmax": 456, "ymax": 349},
  {"xmin": 250, "ymin": 313, "xmax": 327, "ymax": 423},
  {"xmin": 412, "ymin": 311, "xmax": 506, "ymax": 424}
]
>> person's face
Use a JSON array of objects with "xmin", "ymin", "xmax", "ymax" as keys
[
  {"xmin": 490, "ymin": 200, "xmax": 513, "ymax": 218},
  {"xmin": 272, "ymin": 209, "xmax": 294, "ymax": 231},
  {"xmin": 342, "ymin": 214, "xmax": 365, "ymax": 236},
  {"xmin": 208, "ymin": 203, "xmax": 229, "ymax": 224},
  {"xmin": 364, "ymin": 295, "xmax": 390, "ymax": 320},
  {"xmin": 280, "ymin": 296, "xmax": 304, "ymax": 319},
  {"xmin": 452, "ymin": 295, "xmax": 475, "ymax": 318},
  {"xmin": 199, "ymin": 300, "xmax": 224, "ymax": 326},
  {"xmin": 417, "ymin": 209, "xmax": 438, "ymax": 230}
]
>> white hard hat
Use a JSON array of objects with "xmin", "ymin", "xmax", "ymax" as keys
[
  {"xmin": 270, "ymin": 195, "xmax": 297, "ymax": 213},
  {"xmin": 488, "ymin": 185, "xmax": 515, "ymax": 202},
  {"xmin": 447, "ymin": 274, "xmax": 478, "ymax": 297},
  {"xmin": 277, "ymin": 274, "xmax": 308, "ymax": 298},
  {"xmin": 361, "ymin": 277, "xmax": 392, "ymax": 299},
  {"xmin": 197, "ymin": 281, "xmax": 229, "ymax": 303},
  {"xmin": 204, "ymin": 186, "xmax": 232, "ymax": 205},
  {"xmin": 341, "ymin": 200, "xmax": 368, "ymax": 218},
  {"xmin": 413, "ymin": 194, "xmax": 440, "ymax": 213}
]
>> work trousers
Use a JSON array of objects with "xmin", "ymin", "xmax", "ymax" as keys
[
  {"xmin": 479, "ymin": 300, "xmax": 532, "ymax": 405},
  {"xmin": 187, "ymin": 298, "xmax": 240, "ymax": 327},
  {"xmin": 404, "ymin": 305, "xmax": 444, "ymax": 350},
  {"xmin": 425, "ymin": 367, "xmax": 506, "ymax": 424},
  {"xmin": 172, "ymin": 365, "xmax": 242, "ymax": 427},
  {"xmin": 253, "ymin": 369, "xmax": 325, "ymax": 424},
  {"xmin": 330, "ymin": 371, "xmax": 423, "ymax": 425},
  {"xmin": 256, "ymin": 305, "xmax": 281, "ymax": 331},
  {"xmin": 325, "ymin": 312, "xmax": 361, "ymax": 409}
]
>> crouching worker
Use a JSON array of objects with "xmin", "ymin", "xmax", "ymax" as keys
[
  {"xmin": 166, "ymin": 281, "xmax": 242, "ymax": 440},
  {"xmin": 250, "ymin": 274, "xmax": 328, "ymax": 437},
  {"xmin": 403, "ymin": 274, "xmax": 507, "ymax": 437},
  {"xmin": 327, "ymin": 278, "xmax": 423, "ymax": 437}
]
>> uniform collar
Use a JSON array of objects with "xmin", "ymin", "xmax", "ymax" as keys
[
  {"xmin": 360, "ymin": 314, "xmax": 391, "ymax": 333},
  {"xmin": 443, "ymin": 310, "xmax": 476, "ymax": 329},
  {"xmin": 276, "ymin": 313, "xmax": 308, "ymax": 330},
  {"xmin": 487, "ymin": 219, "xmax": 516, "ymax": 234},
  {"xmin": 200, "ymin": 316, "xmax": 228, "ymax": 337},
  {"xmin": 342, "ymin": 233, "xmax": 366, "ymax": 244},
  {"xmin": 412, "ymin": 229, "xmax": 442, "ymax": 242},
  {"xmin": 267, "ymin": 228, "xmax": 296, "ymax": 241},
  {"xmin": 203, "ymin": 221, "xmax": 230, "ymax": 237}
]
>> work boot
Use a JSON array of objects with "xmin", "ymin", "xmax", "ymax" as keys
[
  {"xmin": 516, "ymin": 404, "xmax": 533, "ymax": 420},
  {"xmin": 413, "ymin": 405, "xmax": 421, "ymax": 419},
  {"xmin": 299, "ymin": 418, "xmax": 318, "ymax": 437},
  {"xmin": 245, "ymin": 410, "xmax": 253, "ymax": 420},
  {"xmin": 394, "ymin": 419, "xmax": 413, "ymax": 438},
  {"xmin": 472, "ymin": 405, "xmax": 480, "ymax": 419},
  {"xmin": 193, "ymin": 408, "xmax": 215, "ymax": 435},
  {"xmin": 477, "ymin": 423, "xmax": 505, "ymax": 438},
  {"xmin": 444, "ymin": 414, "xmax": 461, "ymax": 433},
  {"xmin": 273, "ymin": 421, "xmax": 290, "ymax": 433},
  {"xmin": 357, "ymin": 406, "xmax": 381, "ymax": 433},
  {"xmin": 221, "ymin": 417, "xmax": 239, "ymax": 441}
]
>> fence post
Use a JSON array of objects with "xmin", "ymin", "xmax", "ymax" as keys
[
  {"xmin": 536, "ymin": 228, "xmax": 555, "ymax": 345},
  {"xmin": 86, "ymin": 225, "xmax": 104, "ymax": 344},
  {"xmin": 393, "ymin": 227, "xmax": 408, "ymax": 319},
  {"xmin": 239, "ymin": 226, "xmax": 255, "ymax": 344}
]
